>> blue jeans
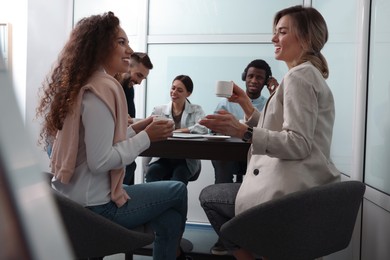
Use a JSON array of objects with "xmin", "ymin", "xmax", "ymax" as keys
[
  {"xmin": 199, "ymin": 183, "xmax": 241, "ymax": 250},
  {"xmin": 88, "ymin": 181, "xmax": 187, "ymax": 260}
]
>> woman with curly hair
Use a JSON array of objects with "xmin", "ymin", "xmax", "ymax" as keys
[{"xmin": 36, "ymin": 12, "xmax": 190, "ymax": 260}]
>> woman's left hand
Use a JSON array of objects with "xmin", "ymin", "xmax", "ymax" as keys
[
  {"xmin": 130, "ymin": 116, "xmax": 153, "ymax": 133},
  {"xmin": 199, "ymin": 110, "xmax": 247, "ymax": 138}
]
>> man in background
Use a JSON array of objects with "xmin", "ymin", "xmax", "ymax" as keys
[
  {"xmin": 118, "ymin": 52, "xmax": 153, "ymax": 185},
  {"xmin": 210, "ymin": 59, "xmax": 278, "ymax": 255}
]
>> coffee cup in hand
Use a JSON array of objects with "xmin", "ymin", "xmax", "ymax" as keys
[
  {"xmin": 216, "ymin": 81, "xmax": 233, "ymax": 98},
  {"xmin": 153, "ymin": 115, "xmax": 174, "ymax": 130},
  {"xmin": 153, "ymin": 115, "xmax": 170, "ymax": 121}
]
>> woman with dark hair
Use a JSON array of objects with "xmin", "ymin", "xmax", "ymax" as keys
[
  {"xmin": 36, "ymin": 12, "xmax": 190, "ymax": 260},
  {"xmin": 199, "ymin": 6, "xmax": 340, "ymax": 260},
  {"xmin": 144, "ymin": 75, "xmax": 208, "ymax": 185}
]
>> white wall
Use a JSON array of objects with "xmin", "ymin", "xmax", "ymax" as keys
[
  {"xmin": 25, "ymin": 0, "xmax": 73, "ymax": 170},
  {"xmin": 0, "ymin": 0, "xmax": 69, "ymax": 169},
  {"xmin": 0, "ymin": 0, "xmax": 28, "ymax": 118}
]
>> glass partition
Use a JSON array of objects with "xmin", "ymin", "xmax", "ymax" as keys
[
  {"xmin": 73, "ymin": 0, "xmax": 140, "ymax": 37},
  {"xmin": 365, "ymin": 0, "xmax": 390, "ymax": 194},
  {"xmin": 0, "ymin": 23, "xmax": 11, "ymax": 70},
  {"xmin": 146, "ymin": 43, "xmax": 287, "ymax": 117},
  {"xmin": 313, "ymin": 0, "xmax": 360, "ymax": 175},
  {"xmin": 149, "ymin": 0, "xmax": 302, "ymax": 35}
]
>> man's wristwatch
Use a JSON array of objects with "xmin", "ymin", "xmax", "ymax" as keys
[{"xmin": 242, "ymin": 127, "xmax": 253, "ymax": 142}]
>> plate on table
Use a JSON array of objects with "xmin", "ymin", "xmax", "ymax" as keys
[
  {"xmin": 202, "ymin": 134, "xmax": 231, "ymax": 140},
  {"xmin": 172, "ymin": 133, "xmax": 204, "ymax": 139}
]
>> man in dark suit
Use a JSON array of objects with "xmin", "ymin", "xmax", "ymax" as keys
[{"xmin": 119, "ymin": 52, "xmax": 153, "ymax": 185}]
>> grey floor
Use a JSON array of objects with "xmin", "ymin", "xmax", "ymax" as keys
[
  {"xmin": 105, "ymin": 254, "xmax": 151, "ymax": 260},
  {"xmin": 105, "ymin": 223, "xmax": 234, "ymax": 260}
]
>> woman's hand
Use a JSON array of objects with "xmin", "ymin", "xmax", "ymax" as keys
[
  {"xmin": 144, "ymin": 119, "xmax": 174, "ymax": 142},
  {"xmin": 130, "ymin": 116, "xmax": 153, "ymax": 133},
  {"xmin": 199, "ymin": 110, "xmax": 247, "ymax": 138},
  {"xmin": 173, "ymin": 128, "xmax": 190, "ymax": 133},
  {"xmin": 227, "ymin": 83, "xmax": 255, "ymax": 119}
]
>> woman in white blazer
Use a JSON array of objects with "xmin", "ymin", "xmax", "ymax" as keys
[
  {"xmin": 144, "ymin": 75, "xmax": 208, "ymax": 185},
  {"xmin": 199, "ymin": 6, "xmax": 341, "ymax": 260}
]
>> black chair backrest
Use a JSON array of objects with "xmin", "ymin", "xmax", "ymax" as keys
[
  {"xmin": 52, "ymin": 191, "xmax": 154, "ymax": 258},
  {"xmin": 220, "ymin": 181, "xmax": 366, "ymax": 260}
]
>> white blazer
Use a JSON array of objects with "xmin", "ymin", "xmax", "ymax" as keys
[{"xmin": 235, "ymin": 62, "xmax": 341, "ymax": 215}]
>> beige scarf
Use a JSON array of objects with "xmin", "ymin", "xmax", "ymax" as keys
[{"xmin": 51, "ymin": 71, "xmax": 129, "ymax": 207}]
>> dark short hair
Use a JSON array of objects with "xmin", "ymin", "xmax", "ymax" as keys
[
  {"xmin": 242, "ymin": 59, "xmax": 272, "ymax": 81},
  {"xmin": 131, "ymin": 52, "xmax": 153, "ymax": 69},
  {"xmin": 173, "ymin": 75, "xmax": 193, "ymax": 93}
]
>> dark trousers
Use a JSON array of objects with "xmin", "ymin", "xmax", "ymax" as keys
[
  {"xmin": 145, "ymin": 158, "xmax": 192, "ymax": 186},
  {"xmin": 199, "ymin": 183, "xmax": 241, "ymax": 250},
  {"xmin": 212, "ymin": 160, "xmax": 247, "ymax": 184},
  {"xmin": 123, "ymin": 162, "xmax": 136, "ymax": 185}
]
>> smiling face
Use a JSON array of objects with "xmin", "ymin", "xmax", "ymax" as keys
[
  {"xmin": 272, "ymin": 15, "xmax": 304, "ymax": 69},
  {"xmin": 170, "ymin": 80, "xmax": 191, "ymax": 104},
  {"xmin": 103, "ymin": 26, "xmax": 133, "ymax": 76},
  {"xmin": 128, "ymin": 62, "xmax": 150, "ymax": 86}
]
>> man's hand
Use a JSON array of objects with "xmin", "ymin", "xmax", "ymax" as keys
[
  {"xmin": 127, "ymin": 115, "xmax": 134, "ymax": 126},
  {"xmin": 266, "ymin": 76, "xmax": 279, "ymax": 94}
]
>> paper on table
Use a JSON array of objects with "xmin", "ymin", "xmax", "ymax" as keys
[
  {"xmin": 202, "ymin": 134, "xmax": 231, "ymax": 140},
  {"xmin": 172, "ymin": 133, "xmax": 204, "ymax": 139}
]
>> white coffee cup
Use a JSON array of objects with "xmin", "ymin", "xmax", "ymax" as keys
[
  {"xmin": 153, "ymin": 115, "xmax": 175, "ymax": 129},
  {"xmin": 216, "ymin": 81, "xmax": 233, "ymax": 98},
  {"xmin": 153, "ymin": 115, "xmax": 169, "ymax": 121}
]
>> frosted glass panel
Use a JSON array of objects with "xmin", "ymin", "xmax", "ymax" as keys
[
  {"xmin": 73, "ymin": 0, "xmax": 140, "ymax": 36},
  {"xmin": 149, "ymin": 0, "xmax": 302, "ymax": 35},
  {"xmin": 365, "ymin": 0, "xmax": 390, "ymax": 193},
  {"xmin": 146, "ymin": 44, "xmax": 287, "ymax": 117},
  {"xmin": 313, "ymin": 0, "xmax": 357, "ymax": 39},
  {"xmin": 322, "ymin": 42, "xmax": 356, "ymax": 174},
  {"xmin": 313, "ymin": 0, "xmax": 360, "ymax": 175},
  {"xmin": 0, "ymin": 23, "xmax": 10, "ymax": 70}
]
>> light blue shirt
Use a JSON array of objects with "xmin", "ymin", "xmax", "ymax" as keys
[{"xmin": 215, "ymin": 95, "xmax": 267, "ymax": 120}]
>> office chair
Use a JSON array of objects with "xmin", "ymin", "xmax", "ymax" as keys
[
  {"xmin": 42, "ymin": 171, "xmax": 153, "ymax": 259},
  {"xmin": 52, "ymin": 190, "xmax": 154, "ymax": 260},
  {"xmin": 46, "ymin": 172, "xmax": 192, "ymax": 260},
  {"xmin": 220, "ymin": 181, "xmax": 366, "ymax": 260}
]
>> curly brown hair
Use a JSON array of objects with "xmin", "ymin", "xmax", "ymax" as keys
[{"xmin": 36, "ymin": 11, "xmax": 120, "ymax": 151}]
